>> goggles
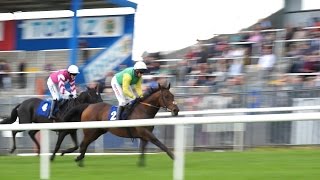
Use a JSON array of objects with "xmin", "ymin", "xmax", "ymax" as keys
[{"xmin": 136, "ymin": 69, "xmax": 147, "ymax": 74}]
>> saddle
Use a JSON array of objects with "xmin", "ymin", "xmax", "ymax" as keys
[
  {"xmin": 122, "ymin": 100, "xmax": 140, "ymax": 119},
  {"xmin": 57, "ymin": 99, "xmax": 69, "ymax": 109}
]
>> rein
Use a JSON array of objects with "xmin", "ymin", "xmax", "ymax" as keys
[
  {"xmin": 139, "ymin": 102, "xmax": 160, "ymax": 109},
  {"xmin": 138, "ymin": 89, "xmax": 172, "ymax": 112}
]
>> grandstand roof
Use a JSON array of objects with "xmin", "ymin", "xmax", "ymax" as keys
[{"xmin": 0, "ymin": 0, "xmax": 130, "ymax": 13}]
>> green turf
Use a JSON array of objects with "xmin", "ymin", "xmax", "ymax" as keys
[{"xmin": 1, "ymin": 149, "xmax": 320, "ymax": 180}]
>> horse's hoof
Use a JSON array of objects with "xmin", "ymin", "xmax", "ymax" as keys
[
  {"xmin": 137, "ymin": 161, "xmax": 145, "ymax": 167},
  {"xmin": 75, "ymin": 156, "xmax": 82, "ymax": 162},
  {"xmin": 61, "ymin": 152, "xmax": 65, "ymax": 156},
  {"xmin": 77, "ymin": 160, "xmax": 84, "ymax": 167},
  {"xmin": 50, "ymin": 156, "xmax": 55, "ymax": 162}
]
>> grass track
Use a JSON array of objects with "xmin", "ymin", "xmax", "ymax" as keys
[{"xmin": 0, "ymin": 149, "xmax": 320, "ymax": 180}]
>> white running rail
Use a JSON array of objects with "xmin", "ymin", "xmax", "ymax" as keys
[{"xmin": 1, "ymin": 111, "xmax": 320, "ymax": 180}]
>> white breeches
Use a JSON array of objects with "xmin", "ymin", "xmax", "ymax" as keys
[
  {"xmin": 111, "ymin": 76, "xmax": 134, "ymax": 106},
  {"xmin": 47, "ymin": 77, "xmax": 60, "ymax": 100}
]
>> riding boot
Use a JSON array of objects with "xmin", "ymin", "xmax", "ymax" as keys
[
  {"xmin": 116, "ymin": 106, "xmax": 124, "ymax": 120},
  {"xmin": 48, "ymin": 100, "xmax": 57, "ymax": 120}
]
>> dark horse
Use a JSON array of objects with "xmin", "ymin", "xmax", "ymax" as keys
[
  {"xmin": 0, "ymin": 86, "xmax": 103, "ymax": 154},
  {"xmin": 60, "ymin": 83, "xmax": 179, "ymax": 167}
]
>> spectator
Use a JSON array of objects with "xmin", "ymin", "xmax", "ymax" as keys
[
  {"xmin": 44, "ymin": 63, "xmax": 54, "ymax": 71},
  {"xmin": 248, "ymin": 31, "xmax": 262, "ymax": 43},
  {"xmin": 174, "ymin": 59, "xmax": 192, "ymax": 86},
  {"xmin": 288, "ymin": 57, "xmax": 304, "ymax": 73},
  {"xmin": 102, "ymin": 71, "xmax": 115, "ymax": 93},
  {"xmin": 79, "ymin": 39, "xmax": 89, "ymax": 63},
  {"xmin": 18, "ymin": 60, "xmax": 27, "ymax": 88},
  {"xmin": 228, "ymin": 58, "xmax": 243, "ymax": 76},
  {"xmin": 0, "ymin": 59, "xmax": 4, "ymax": 89},
  {"xmin": 1, "ymin": 60, "xmax": 11, "ymax": 90},
  {"xmin": 259, "ymin": 18, "xmax": 272, "ymax": 30},
  {"xmin": 257, "ymin": 46, "xmax": 276, "ymax": 80},
  {"xmin": 194, "ymin": 45, "xmax": 209, "ymax": 64},
  {"xmin": 301, "ymin": 55, "xmax": 318, "ymax": 73}
]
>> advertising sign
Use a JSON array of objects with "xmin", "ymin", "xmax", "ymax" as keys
[
  {"xmin": 16, "ymin": 14, "xmax": 134, "ymax": 50},
  {"xmin": 21, "ymin": 16, "xmax": 124, "ymax": 39}
]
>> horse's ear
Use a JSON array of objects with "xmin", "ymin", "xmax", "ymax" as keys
[
  {"xmin": 167, "ymin": 83, "xmax": 171, "ymax": 89},
  {"xmin": 158, "ymin": 83, "xmax": 162, "ymax": 89},
  {"xmin": 95, "ymin": 83, "xmax": 99, "ymax": 91}
]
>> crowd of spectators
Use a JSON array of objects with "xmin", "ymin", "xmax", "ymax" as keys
[{"xmin": 133, "ymin": 17, "xmax": 320, "ymax": 110}]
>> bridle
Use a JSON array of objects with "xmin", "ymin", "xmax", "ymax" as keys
[{"xmin": 139, "ymin": 89, "xmax": 176, "ymax": 112}]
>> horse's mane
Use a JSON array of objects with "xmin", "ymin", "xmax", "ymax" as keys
[
  {"xmin": 141, "ymin": 86, "xmax": 162, "ymax": 101},
  {"xmin": 58, "ymin": 99, "xmax": 77, "ymax": 112}
]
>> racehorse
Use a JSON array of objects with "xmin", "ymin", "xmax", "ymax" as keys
[
  {"xmin": 60, "ymin": 83, "xmax": 179, "ymax": 167},
  {"xmin": 0, "ymin": 86, "xmax": 103, "ymax": 154}
]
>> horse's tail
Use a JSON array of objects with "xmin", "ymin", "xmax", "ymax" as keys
[
  {"xmin": 0, "ymin": 104, "xmax": 20, "ymax": 124},
  {"xmin": 63, "ymin": 103, "xmax": 90, "ymax": 122}
]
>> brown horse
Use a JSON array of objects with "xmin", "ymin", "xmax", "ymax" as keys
[{"xmin": 61, "ymin": 83, "xmax": 179, "ymax": 167}]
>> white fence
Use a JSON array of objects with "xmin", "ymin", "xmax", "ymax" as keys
[{"xmin": 1, "ymin": 109, "xmax": 320, "ymax": 180}]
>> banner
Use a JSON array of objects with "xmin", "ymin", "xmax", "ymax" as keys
[
  {"xmin": 83, "ymin": 34, "xmax": 133, "ymax": 83},
  {"xmin": 22, "ymin": 16, "xmax": 124, "ymax": 39},
  {"xmin": 16, "ymin": 14, "xmax": 134, "ymax": 50}
]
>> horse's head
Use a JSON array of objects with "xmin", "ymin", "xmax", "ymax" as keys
[
  {"xmin": 157, "ymin": 83, "xmax": 179, "ymax": 116},
  {"xmin": 77, "ymin": 85, "xmax": 103, "ymax": 104}
]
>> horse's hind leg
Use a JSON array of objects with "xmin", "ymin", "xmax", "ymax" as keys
[
  {"xmin": 51, "ymin": 131, "xmax": 69, "ymax": 161},
  {"xmin": 10, "ymin": 131, "xmax": 19, "ymax": 153},
  {"xmin": 61, "ymin": 130, "xmax": 78, "ymax": 156},
  {"xmin": 138, "ymin": 139, "xmax": 148, "ymax": 167},
  {"xmin": 142, "ymin": 130, "xmax": 174, "ymax": 160},
  {"xmin": 75, "ymin": 129, "xmax": 105, "ymax": 167},
  {"xmin": 28, "ymin": 130, "xmax": 40, "ymax": 154}
]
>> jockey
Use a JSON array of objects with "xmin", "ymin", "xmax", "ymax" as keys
[
  {"xmin": 111, "ymin": 61, "xmax": 147, "ymax": 120},
  {"xmin": 47, "ymin": 64, "xmax": 80, "ymax": 119}
]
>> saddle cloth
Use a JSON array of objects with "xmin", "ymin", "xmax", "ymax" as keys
[
  {"xmin": 36, "ymin": 100, "xmax": 53, "ymax": 117},
  {"xmin": 108, "ymin": 105, "xmax": 133, "ymax": 121},
  {"xmin": 36, "ymin": 99, "xmax": 63, "ymax": 118}
]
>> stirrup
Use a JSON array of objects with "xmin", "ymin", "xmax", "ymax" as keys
[{"xmin": 48, "ymin": 115, "xmax": 57, "ymax": 120}]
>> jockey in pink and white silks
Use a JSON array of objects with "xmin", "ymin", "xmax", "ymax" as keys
[{"xmin": 47, "ymin": 64, "xmax": 80, "ymax": 119}]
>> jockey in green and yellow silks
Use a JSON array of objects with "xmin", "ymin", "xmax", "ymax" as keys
[{"xmin": 111, "ymin": 61, "xmax": 148, "ymax": 120}]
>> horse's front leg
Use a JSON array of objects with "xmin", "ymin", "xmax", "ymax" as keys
[
  {"xmin": 28, "ymin": 130, "xmax": 40, "ymax": 154},
  {"xmin": 75, "ymin": 129, "xmax": 105, "ymax": 167},
  {"xmin": 51, "ymin": 130, "xmax": 69, "ymax": 161},
  {"xmin": 142, "ymin": 129, "xmax": 174, "ymax": 160},
  {"xmin": 61, "ymin": 130, "xmax": 78, "ymax": 156},
  {"xmin": 138, "ymin": 139, "xmax": 148, "ymax": 167}
]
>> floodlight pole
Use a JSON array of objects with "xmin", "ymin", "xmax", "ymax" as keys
[{"xmin": 69, "ymin": 0, "xmax": 82, "ymax": 66}]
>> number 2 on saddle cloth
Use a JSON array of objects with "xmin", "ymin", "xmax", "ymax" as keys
[{"xmin": 109, "ymin": 102, "xmax": 136, "ymax": 121}]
